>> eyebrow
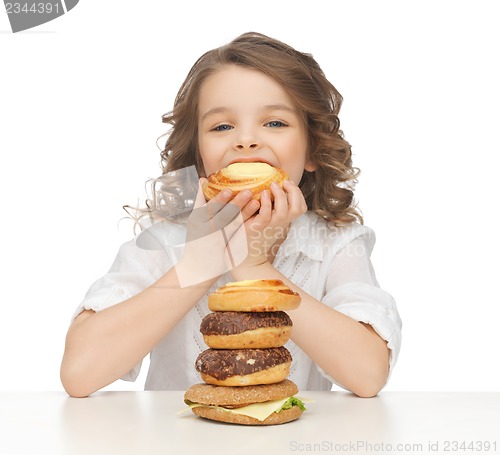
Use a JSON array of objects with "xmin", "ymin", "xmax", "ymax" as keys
[
  {"xmin": 200, "ymin": 104, "xmax": 297, "ymax": 121},
  {"xmin": 263, "ymin": 104, "xmax": 297, "ymax": 113},
  {"xmin": 201, "ymin": 106, "xmax": 229, "ymax": 121}
]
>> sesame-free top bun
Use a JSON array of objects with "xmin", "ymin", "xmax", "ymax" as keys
[
  {"xmin": 185, "ymin": 379, "xmax": 298, "ymax": 407},
  {"xmin": 202, "ymin": 162, "xmax": 288, "ymax": 201},
  {"xmin": 208, "ymin": 279, "xmax": 301, "ymax": 312},
  {"xmin": 184, "ymin": 380, "xmax": 303, "ymax": 426},
  {"xmin": 200, "ymin": 311, "xmax": 293, "ymax": 349}
]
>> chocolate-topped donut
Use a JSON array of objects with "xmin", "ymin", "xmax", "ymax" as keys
[
  {"xmin": 195, "ymin": 347, "xmax": 292, "ymax": 386},
  {"xmin": 200, "ymin": 311, "xmax": 292, "ymax": 349}
]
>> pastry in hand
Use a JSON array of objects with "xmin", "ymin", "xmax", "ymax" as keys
[{"xmin": 202, "ymin": 162, "xmax": 288, "ymax": 200}]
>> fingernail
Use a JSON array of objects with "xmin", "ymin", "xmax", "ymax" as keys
[
  {"xmin": 241, "ymin": 189, "xmax": 253, "ymax": 198},
  {"xmin": 222, "ymin": 189, "xmax": 233, "ymax": 198},
  {"xmin": 250, "ymin": 200, "xmax": 260, "ymax": 209}
]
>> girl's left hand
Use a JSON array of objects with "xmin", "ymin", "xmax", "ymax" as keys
[{"xmin": 232, "ymin": 179, "xmax": 308, "ymax": 271}]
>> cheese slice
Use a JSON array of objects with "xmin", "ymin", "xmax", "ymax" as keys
[
  {"xmin": 226, "ymin": 397, "xmax": 289, "ymax": 421},
  {"xmin": 185, "ymin": 397, "xmax": 289, "ymax": 421}
]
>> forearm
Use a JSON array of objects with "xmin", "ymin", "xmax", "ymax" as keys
[
  {"xmin": 61, "ymin": 265, "xmax": 215, "ymax": 397},
  {"xmin": 231, "ymin": 262, "xmax": 389, "ymax": 397}
]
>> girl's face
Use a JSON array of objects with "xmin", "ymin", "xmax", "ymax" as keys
[{"xmin": 197, "ymin": 65, "xmax": 315, "ymax": 183}]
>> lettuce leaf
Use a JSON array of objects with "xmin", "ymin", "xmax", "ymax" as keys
[{"xmin": 280, "ymin": 396, "xmax": 306, "ymax": 412}]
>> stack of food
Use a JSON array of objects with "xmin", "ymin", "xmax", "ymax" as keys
[{"xmin": 184, "ymin": 279, "xmax": 307, "ymax": 425}]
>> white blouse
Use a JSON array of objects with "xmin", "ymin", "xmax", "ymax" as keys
[{"xmin": 73, "ymin": 211, "xmax": 402, "ymax": 391}]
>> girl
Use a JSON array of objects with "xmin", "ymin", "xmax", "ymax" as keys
[{"xmin": 60, "ymin": 32, "xmax": 402, "ymax": 398}]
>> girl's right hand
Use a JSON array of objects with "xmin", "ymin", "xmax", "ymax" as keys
[{"xmin": 175, "ymin": 179, "xmax": 260, "ymax": 287}]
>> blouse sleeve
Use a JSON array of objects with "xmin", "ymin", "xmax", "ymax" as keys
[
  {"xmin": 319, "ymin": 232, "xmax": 402, "ymax": 388},
  {"xmin": 71, "ymin": 239, "xmax": 173, "ymax": 381}
]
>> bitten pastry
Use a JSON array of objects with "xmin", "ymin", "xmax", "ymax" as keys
[
  {"xmin": 200, "ymin": 311, "xmax": 293, "ymax": 349},
  {"xmin": 208, "ymin": 279, "xmax": 301, "ymax": 312},
  {"xmin": 202, "ymin": 162, "xmax": 288, "ymax": 201},
  {"xmin": 184, "ymin": 379, "xmax": 306, "ymax": 425},
  {"xmin": 195, "ymin": 347, "xmax": 292, "ymax": 386}
]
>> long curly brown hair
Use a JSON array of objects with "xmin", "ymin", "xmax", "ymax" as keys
[{"xmin": 160, "ymin": 32, "xmax": 362, "ymax": 226}]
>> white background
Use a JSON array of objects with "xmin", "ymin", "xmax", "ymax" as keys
[{"xmin": 1, "ymin": 1, "xmax": 499, "ymax": 392}]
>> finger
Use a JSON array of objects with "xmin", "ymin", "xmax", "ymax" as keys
[
  {"xmin": 223, "ymin": 209, "xmax": 248, "ymax": 241},
  {"xmin": 223, "ymin": 198, "xmax": 260, "ymax": 239},
  {"xmin": 240, "ymin": 198, "xmax": 261, "ymax": 221},
  {"xmin": 283, "ymin": 180, "xmax": 308, "ymax": 216},
  {"xmin": 254, "ymin": 189, "xmax": 272, "ymax": 226},
  {"xmin": 270, "ymin": 182, "xmax": 288, "ymax": 218},
  {"xmin": 212, "ymin": 189, "xmax": 253, "ymax": 228},
  {"xmin": 196, "ymin": 187, "xmax": 233, "ymax": 222}
]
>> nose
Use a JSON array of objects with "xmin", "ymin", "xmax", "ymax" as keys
[{"xmin": 233, "ymin": 126, "xmax": 261, "ymax": 151}]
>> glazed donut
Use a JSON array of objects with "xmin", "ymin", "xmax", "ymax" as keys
[
  {"xmin": 202, "ymin": 162, "xmax": 288, "ymax": 201},
  {"xmin": 195, "ymin": 347, "xmax": 292, "ymax": 386},
  {"xmin": 208, "ymin": 279, "xmax": 301, "ymax": 312},
  {"xmin": 200, "ymin": 311, "xmax": 293, "ymax": 349}
]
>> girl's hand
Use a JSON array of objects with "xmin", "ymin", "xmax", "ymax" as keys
[
  {"xmin": 176, "ymin": 179, "xmax": 260, "ymax": 287},
  {"xmin": 232, "ymin": 180, "xmax": 307, "ymax": 273}
]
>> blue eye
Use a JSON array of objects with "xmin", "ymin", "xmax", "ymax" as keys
[
  {"xmin": 212, "ymin": 124, "xmax": 233, "ymax": 132},
  {"xmin": 266, "ymin": 120, "xmax": 287, "ymax": 128}
]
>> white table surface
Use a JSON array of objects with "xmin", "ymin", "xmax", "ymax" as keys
[{"xmin": 0, "ymin": 391, "xmax": 499, "ymax": 455}]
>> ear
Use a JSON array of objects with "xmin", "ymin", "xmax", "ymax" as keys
[{"xmin": 304, "ymin": 160, "xmax": 317, "ymax": 172}]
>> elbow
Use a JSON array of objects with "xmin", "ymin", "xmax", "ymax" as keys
[
  {"xmin": 352, "ymin": 381, "xmax": 385, "ymax": 398},
  {"xmin": 60, "ymin": 346, "xmax": 117, "ymax": 398},
  {"xmin": 60, "ymin": 356, "xmax": 96, "ymax": 398},
  {"xmin": 60, "ymin": 313, "xmax": 100, "ymax": 398},
  {"xmin": 352, "ymin": 362, "xmax": 389, "ymax": 398},
  {"xmin": 63, "ymin": 387, "xmax": 92, "ymax": 399}
]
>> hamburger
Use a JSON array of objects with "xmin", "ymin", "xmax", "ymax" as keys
[{"xmin": 184, "ymin": 379, "xmax": 306, "ymax": 425}]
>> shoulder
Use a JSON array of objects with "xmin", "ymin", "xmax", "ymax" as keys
[{"xmin": 324, "ymin": 218, "xmax": 376, "ymax": 255}]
